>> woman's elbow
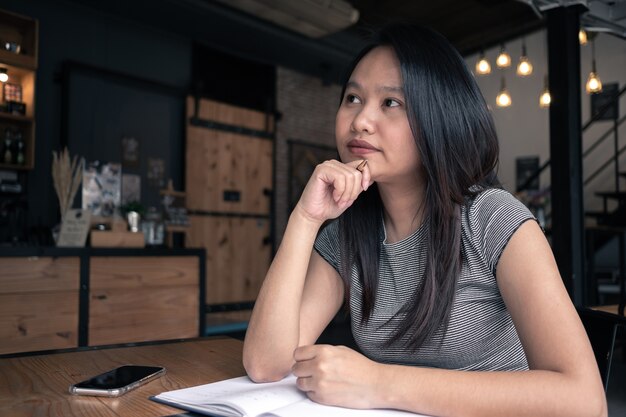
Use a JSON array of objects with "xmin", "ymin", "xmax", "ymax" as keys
[
  {"xmin": 243, "ymin": 352, "xmax": 291, "ymax": 383},
  {"xmin": 244, "ymin": 361, "xmax": 289, "ymax": 383},
  {"xmin": 587, "ymin": 388, "xmax": 608, "ymax": 417},
  {"xmin": 574, "ymin": 375, "xmax": 607, "ymax": 417}
]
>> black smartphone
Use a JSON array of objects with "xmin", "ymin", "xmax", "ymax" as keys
[{"xmin": 69, "ymin": 365, "xmax": 166, "ymax": 397}]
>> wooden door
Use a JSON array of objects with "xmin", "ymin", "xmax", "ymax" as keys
[{"xmin": 185, "ymin": 97, "xmax": 273, "ymax": 305}]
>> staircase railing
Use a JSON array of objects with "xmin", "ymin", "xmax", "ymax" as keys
[
  {"xmin": 517, "ymin": 84, "xmax": 626, "ymax": 194},
  {"xmin": 584, "ymin": 127, "xmax": 626, "ymax": 187}
]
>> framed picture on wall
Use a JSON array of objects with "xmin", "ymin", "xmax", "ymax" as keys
[
  {"xmin": 591, "ymin": 82, "xmax": 619, "ymax": 121},
  {"xmin": 516, "ymin": 156, "xmax": 540, "ymax": 192},
  {"xmin": 3, "ymin": 83, "xmax": 22, "ymax": 102},
  {"xmin": 121, "ymin": 135, "xmax": 140, "ymax": 167},
  {"xmin": 82, "ymin": 161, "xmax": 122, "ymax": 217},
  {"xmin": 287, "ymin": 139, "xmax": 338, "ymax": 214}
]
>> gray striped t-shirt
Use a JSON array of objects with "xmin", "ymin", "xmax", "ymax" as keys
[{"xmin": 314, "ymin": 188, "xmax": 535, "ymax": 371}]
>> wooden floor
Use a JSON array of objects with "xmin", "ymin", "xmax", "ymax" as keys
[
  {"xmin": 205, "ymin": 310, "xmax": 252, "ymax": 326},
  {"xmin": 204, "ymin": 310, "xmax": 252, "ymax": 340},
  {"xmin": 590, "ymin": 304, "xmax": 623, "ymax": 315}
]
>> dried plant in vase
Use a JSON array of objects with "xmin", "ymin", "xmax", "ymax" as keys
[{"xmin": 52, "ymin": 148, "xmax": 84, "ymax": 222}]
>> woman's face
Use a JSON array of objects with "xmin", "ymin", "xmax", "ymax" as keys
[{"xmin": 335, "ymin": 46, "xmax": 421, "ymax": 185}]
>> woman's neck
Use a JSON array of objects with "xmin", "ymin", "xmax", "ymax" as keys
[{"xmin": 377, "ymin": 177, "xmax": 425, "ymax": 244}]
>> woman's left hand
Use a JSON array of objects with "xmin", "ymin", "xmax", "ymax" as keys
[{"xmin": 292, "ymin": 344, "xmax": 382, "ymax": 409}]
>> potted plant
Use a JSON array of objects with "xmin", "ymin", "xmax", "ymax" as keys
[{"xmin": 120, "ymin": 201, "xmax": 146, "ymax": 233}]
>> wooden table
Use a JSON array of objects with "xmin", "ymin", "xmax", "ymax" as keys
[{"xmin": 0, "ymin": 337, "xmax": 246, "ymax": 417}]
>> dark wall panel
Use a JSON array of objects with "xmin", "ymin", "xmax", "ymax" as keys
[{"xmin": 66, "ymin": 70, "xmax": 184, "ymax": 210}]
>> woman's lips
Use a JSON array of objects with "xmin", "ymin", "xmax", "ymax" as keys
[{"xmin": 347, "ymin": 139, "xmax": 379, "ymax": 155}]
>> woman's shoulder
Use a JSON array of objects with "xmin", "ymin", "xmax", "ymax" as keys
[
  {"xmin": 463, "ymin": 187, "xmax": 534, "ymax": 230},
  {"xmin": 462, "ymin": 187, "xmax": 536, "ymax": 273},
  {"xmin": 465, "ymin": 187, "xmax": 526, "ymax": 213}
]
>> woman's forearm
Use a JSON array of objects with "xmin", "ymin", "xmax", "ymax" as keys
[
  {"xmin": 375, "ymin": 364, "xmax": 607, "ymax": 417},
  {"xmin": 243, "ymin": 206, "xmax": 322, "ymax": 382}
]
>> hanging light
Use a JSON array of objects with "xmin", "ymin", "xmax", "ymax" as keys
[
  {"xmin": 586, "ymin": 70, "xmax": 602, "ymax": 94},
  {"xmin": 585, "ymin": 38, "xmax": 602, "ymax": 94},
  {"xmin": 579, "ymin": 29, "xmax": 588, "ymax": 45},
  {"xmin": 496, "ymin": 44, "xmax": 511, "ymax": 68},
  {"xmin": 0, "ymin": 68, "xmax": 7, "ymax": 83},
  {"xmin": 539, "ymin": 75, "xmax": 551, "ymax": 108},
  {"xmin": 475, "ymin": 50, "xmax": 491, "ymax": 75},
  {"xmin": 516, "ymin": 40, "xmax": 533, "ymax": 77},
  {"xmin": 496, "ymin": 76, "xmax": 512, "ymax": 107}
]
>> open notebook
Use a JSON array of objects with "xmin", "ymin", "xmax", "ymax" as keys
[{"xmin": 151, "ymin": 374, "xmax": 431, "ymax": 417}]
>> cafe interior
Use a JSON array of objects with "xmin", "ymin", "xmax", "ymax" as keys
[{"xmin": 0, "ymin": 0, "xmax": 625, "ymax": 415}]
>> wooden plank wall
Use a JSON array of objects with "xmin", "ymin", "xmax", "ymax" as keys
[{"xmin": 185, "ymin": 97, "xmax": 273, "ymax": 305}]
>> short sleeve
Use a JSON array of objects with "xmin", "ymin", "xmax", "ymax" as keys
[
  {"xmin": 465, "ymin": 188, "xmax": 537, "ymax": 275},
  {"xmin": 313, "ymin": 220, "xmax": 341, "ymax": 273}
]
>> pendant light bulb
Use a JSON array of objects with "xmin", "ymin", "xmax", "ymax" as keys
[
  {"xmin": 496, "ymin": 44, "xmax": 511, "ymax": 68},
  {"xmin": 579, "ymin": 29, "xmax": 588, "ymax": 45},
  {"xmin": 586, "ymin": 71, "xmax": 602, "ymax": 94},
  {"xmin": 0, "ymin": 68, "xmax": 8, "ymax": 83},
  {"xmin": 516, "ymin": 42, "xmax": 533, "ymax": 76},
  {"xmin": 496, "ymin": 77, "xmax": 512, "ymax": 107},
  {"xmin": 517, "ymin": 57, "xmax": 533, "ymax": 77},
  {"xmin": 539, "ymin": 75, "xmax": 550, "ymax": 108},
  {"xmin": 539, "ymin": 90, "xmax": 551, "ymax": 108},
  {"xmin": 475, "ymin": 51, "xmax": 491, "ymax": 75},
  {"xmin": 586, "ymin": 39, "xmax": 602, "ymax": 94}
]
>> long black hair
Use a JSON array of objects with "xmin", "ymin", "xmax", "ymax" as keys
[{"xmin": 338, "ymin": 24, "xmax": 501, "ymax": 350}]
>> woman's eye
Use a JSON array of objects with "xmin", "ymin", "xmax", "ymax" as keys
[
  {"xmin": 346, "ymin": 94, "xmax": 361, "ymax": 104},
  {"xmin": 384, "ymin": 98, "xmax": 401, "ymax": 107}
]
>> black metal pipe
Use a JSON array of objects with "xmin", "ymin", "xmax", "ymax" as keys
[{"xmin": 546, "ymin": 4, "xmax": 587, "ymax": 306}]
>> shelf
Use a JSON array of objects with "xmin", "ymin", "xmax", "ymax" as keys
[
  {"xmin": 0, "ymin": 49, "xmax": 36, "ymax": 70},
  {"xmin": 0, "ymin": 162, "xmax": 32, "ymax": 171},
  {"xmin": 0, "ymin": 9, "xmax": 38, "ymax": 69},
  {"xmin": 0, "ymin": 8, "xmax": 38, "ymax": 171},
  {"xmin": 0, "ymin": 112, "xmax": 33, "ymax": 123},
  {"xmin": 0, "ymin": 116, "xmax": 35, "ymax": 169}
]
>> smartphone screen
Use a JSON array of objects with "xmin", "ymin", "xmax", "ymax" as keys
[{"xmin": 69, "ymin": 365, "xmax": 165, "ymax": 396}]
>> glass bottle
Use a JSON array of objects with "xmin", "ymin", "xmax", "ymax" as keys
[
  {"xmin": 3, "ymin": 128, "xmax": 13, "ymax": 164},
  {"xmin": 141, "ymin": 206, "xmax": 164, "ymax": 246},
  {"xmin": 14, "ymin": 130, "xmax": 24, "ymax": 165}
]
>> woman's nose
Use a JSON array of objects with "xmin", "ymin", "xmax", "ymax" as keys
[{"xmin": 350, "ymin": 105, "xmax": 376, "ymax": 134}]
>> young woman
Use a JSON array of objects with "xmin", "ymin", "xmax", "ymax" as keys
[{"xmin": 243, "ymin": 24, "xmax": 606, "ymax": 417}]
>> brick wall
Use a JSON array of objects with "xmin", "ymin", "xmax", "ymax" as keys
[{"xmin": 274, "ymin": 67, "xmax": 342, "ymax": 246}]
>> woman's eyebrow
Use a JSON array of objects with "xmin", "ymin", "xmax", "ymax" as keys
[
  {"xmin": 379, "ymin": 85, "xmax": 404, "ymax": 94},
  {"xmin": 345, "ymin": 80, "xmax": 361, "ymax": 90},
  {"xmin": 346, "ymin": 80, "xmax": 403, "ymax": 95}
]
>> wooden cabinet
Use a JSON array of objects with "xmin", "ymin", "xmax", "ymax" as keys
[
  {"xmin": 0, "ymin": 248, "xmax": 204, "ymax": 355},
  {"xmin": 89, "ymin": 256, "xmax": 199, "ymax": 345},
  {"xmin": 0, "ymin": 9, "xmax": 38, "ymax": 170},
  {"xmin": 0, "ymin": 257, "xmax": 80, "ymax": 355}
]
